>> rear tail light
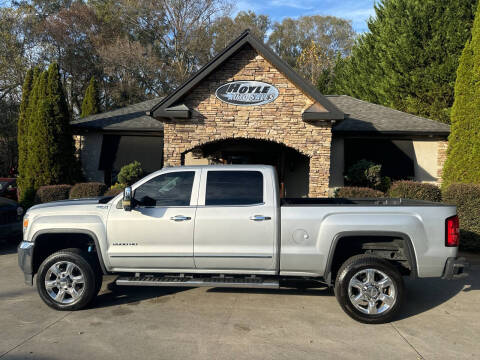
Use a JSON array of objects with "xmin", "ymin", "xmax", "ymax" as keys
[{"xmin": 445, "ymin": 215, "xmax": 460, "ymax": 247}]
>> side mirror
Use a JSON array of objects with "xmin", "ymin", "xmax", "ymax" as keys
[{"xmin": 122, "ymin": 186, "xmax": 133, "ymax": 211}]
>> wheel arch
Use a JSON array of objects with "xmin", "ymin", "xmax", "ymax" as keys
[
  {"xmin": 31, "ymin": 229, "xmax": 108, "ymax": 275},
  {"xmin": 324, "ymin": 231, "xmax": 418, "ymax": 285}
]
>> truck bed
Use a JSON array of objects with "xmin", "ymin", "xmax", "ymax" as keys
[{"xmin": 281, "ymin": 197, "xmax": 451, "ymax": 207}]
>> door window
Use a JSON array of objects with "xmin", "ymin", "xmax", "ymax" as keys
[
  {"xmin": 134, "ymin": 171, "xmax": 195, "ymax": 207},
  {"xmin": 205, "ymin": 171, "xmax": 263, "ymax": 206}
]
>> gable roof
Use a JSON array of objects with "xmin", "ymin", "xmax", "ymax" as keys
[
  {"xmin": 150, "ymin": 29, "xmax": 345, "ymax": 121},
  {"xmin": 71, "ymin": 98, "xmax": 163, "ymax": 132},
  {"xmin": 328, "ymin": 95, "xmax": 450, "ymax": 136}
]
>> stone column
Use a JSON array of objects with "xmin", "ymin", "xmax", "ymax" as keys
[
  {"xmin": 308, "ymin": 154, "xmax": 330, "ymax": 197},
  {"xmin": 436, "ymin": 140, "xmax": 448, "ymax": 184},
  {"xmin": 163, "ymin": 148, "xmax": 182, "ymax": 167}
]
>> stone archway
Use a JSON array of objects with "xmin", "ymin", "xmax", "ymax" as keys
[
  {"xmin": 163, "ymin": 128, "xmax": 331, "ymax": 197},
  {"xmin": 182, "ymin": 137, "xmax": 310, "ymax": 197}
]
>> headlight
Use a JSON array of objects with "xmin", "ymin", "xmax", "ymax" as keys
[{"xmin": 17, "ymin": 206, "xmax": 24, "ymax": 216}]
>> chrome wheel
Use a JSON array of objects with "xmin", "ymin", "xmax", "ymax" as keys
[
  {"xmin": 348, "ymin": 268, "xmax": 396, "ymax": 315},
  {"xmin": 45, "ymin": 261, "xmax": 85, "ymax": 304}
]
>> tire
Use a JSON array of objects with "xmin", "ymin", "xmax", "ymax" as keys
[
  {"xmin": 36, "ymin": 248, "xmax": 99, "ymax": 311},
  {"xmin": 334, "ymin": 254, "xmax": 404, "ymax": 324}
]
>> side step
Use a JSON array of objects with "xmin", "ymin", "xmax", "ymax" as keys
[{"xmin": 116, "ymin": 275, "xmax": 280, "ymax": 289}]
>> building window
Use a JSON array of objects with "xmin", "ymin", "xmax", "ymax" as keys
[{"xmin": 344, "ymin": 139, "xmax": 415, "ymax": 180}]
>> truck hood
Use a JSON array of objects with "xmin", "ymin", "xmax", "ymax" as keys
[{"xmin": 28, "ymin": 197, "xmax": 111, "ymax": 211}]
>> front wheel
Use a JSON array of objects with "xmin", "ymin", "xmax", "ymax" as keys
[
  {"xmin": 36, "ymin": 249, "xmax": 98, "ymax": 310},
  {"xmin": 334, "ymin": 255, "xmax": 404, "ymax": 324}
]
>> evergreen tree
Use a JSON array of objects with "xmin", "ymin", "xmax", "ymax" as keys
[
  {"xmin": 18, "ymin": 67, "xmax": 42, "ymax": 204},
  {"xmin": 442, "ymin": 3, "xmax": 480, "ymax": 186},
  {"xmin": 17, "ymin": 68, "xmax": 34, "ymax": 202},
  {"xmin": 46, "ymin": 62, "xmax": 81, "ymax": 184},
  {"xmin": 81, "ymin": 76, "xmax": 100, "ymax": 117},
  {"xmin": 21, "ymin": 63, "xmax": 81, "ymax": 201},
  {"xmin": 332, "ymin": 0, "xmax": 478, "ymax": 123},
  {"xmin": 26, "ymin": 69, "xmax": 51, "ymax": 190}
]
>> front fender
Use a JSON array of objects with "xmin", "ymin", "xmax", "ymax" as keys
[{"xmin": 28, "ymin": 214, "xmax": 111, "ymax": 273}]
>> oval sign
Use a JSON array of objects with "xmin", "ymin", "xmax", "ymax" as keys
[{"xmin": 215, "ymin": 81, "xmax": 279, "ymax": 106}]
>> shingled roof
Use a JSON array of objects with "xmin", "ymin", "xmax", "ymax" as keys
[
  {"xmin": 328, "ymin": 95, "xmax": 450, "ymax": 136},
  {"xmin": 71, "ymin": 95, "xmax": 450, "ymax": 137},
  {"xmin": 71, "ymin": 98, "xmax": 163, "ymax": 132}
]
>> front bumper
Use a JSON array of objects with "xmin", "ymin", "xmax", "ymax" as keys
[
  {"xmin": 442, "ymin": 257, "xmax": 469, "ymax": 280},
  {"xmin": 18, "ymin": 241, "xmax": 34, "ymax": 285}
]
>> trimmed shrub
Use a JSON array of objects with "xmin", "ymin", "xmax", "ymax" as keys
[
  {"xmin": 388, "ymin": 181, "xmax": 441, "ymax": 202},
  {"xmin": 335, "ymin": 187, "xmax": 384, "ymax": 198},
  {"xmin": 69, "ymin": 182, "xmax": 107, "ymax": 199},
  {"xmin": 104, "ymin": 183, "xmax": 125, "ymax": 197},
  {"xmin": 35, "ymin": 185, "xmax": 72, "ymax": 204},
  {"xmin": 117, "ymin": 161, "xmax": 143, "ymax": 185},
  {"xmin": 443, "ymin": 183, "xmax": 480, "ymax": 252}
]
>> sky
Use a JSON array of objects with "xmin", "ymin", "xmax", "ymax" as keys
[
  {"xmin": 234, "ymin": 0, "xmax": 378, "ymax": 33},
  {"xmin": 0, "ymin": 0, "xmax": 378, "ymax": 33}
]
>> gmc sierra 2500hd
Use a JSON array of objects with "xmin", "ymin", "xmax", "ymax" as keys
[{"xmin": 18, "ymin": 165, "xmax": 468, "ymax": 323}]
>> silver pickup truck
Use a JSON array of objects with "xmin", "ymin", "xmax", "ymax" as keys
[{"xmin": 18, "ymin": 165, "xmax": 468, "ymax": 323}]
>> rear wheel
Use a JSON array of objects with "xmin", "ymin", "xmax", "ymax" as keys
[
  {"xmin": 36, "ymin": 249, "xmax": 99, "ymax": 310},
  {"xmin": 334, "ymin": 254, "xmax": 404, "ymax": 324}
]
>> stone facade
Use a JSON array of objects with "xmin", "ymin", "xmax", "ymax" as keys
[{"xmin": 162, "ymin": 44, "xmax": 333, "ymax": 197}]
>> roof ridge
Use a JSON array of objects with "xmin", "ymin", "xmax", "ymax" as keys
[
  {"xmin": 73, "ymin": 97, "xmax": 162, "ymax": 123},
  {"xmin": 150, "ymin": 28, "xmax": 344, "ymax": 120}
]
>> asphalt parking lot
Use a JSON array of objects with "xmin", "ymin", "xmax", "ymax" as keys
[{"xmin": 1, "ymin": 242, "xmax": 479, "ymax": 360}]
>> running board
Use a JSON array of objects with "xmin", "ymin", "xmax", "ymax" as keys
[{"xmin": 116, "ymin": 275, "xmax": 280, "ymax": 289}]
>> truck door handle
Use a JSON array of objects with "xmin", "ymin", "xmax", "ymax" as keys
[
  {"xmin": 170, "ymin": 215, "xmax": 191, "ymax": 221},
  {"xmin": 250, "ymin": 215, "xmax": 271, "ymax": 221}
]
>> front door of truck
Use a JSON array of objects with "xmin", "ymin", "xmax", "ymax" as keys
[
  {"xmin": 106, "ymin": 170, "xmax": 200, "ymax": 269},
  {"xmin": 194, "ymin": 169, "xmax": 276, "ymax": 271}
]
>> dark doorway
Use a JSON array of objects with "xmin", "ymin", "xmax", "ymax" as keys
[{"xmin": 98, "ymin": 135, "xmax": 163, "ymax": 185}]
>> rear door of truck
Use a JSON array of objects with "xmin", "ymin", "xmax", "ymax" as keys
[{"xmin": 193, "ymin": 168, "xmax": 277, "ymax": 271}]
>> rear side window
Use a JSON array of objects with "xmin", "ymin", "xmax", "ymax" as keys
[{"xmin": 205, "ymin": 171, "xmax": 263, "ymax": 206}]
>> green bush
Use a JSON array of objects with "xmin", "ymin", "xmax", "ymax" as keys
[
  {"xmin": 104, "ymin": 183, "xmax": 126, "ymax": 197},
  {"xmin": 443, "ymin": 183, "xmax": 480, "ymax": 252},
  {"xmin": 69, "ymin": 182, "xmax": 107, "ymax": 199},
  {"xmin": 345, "ymin": 159, "xmax": 381, "ymax": 188},
  {"xmin": 335, "ymin": 187, "xmax": 384, "ymax": 198},
  {"xmin": 388, "ymin": 181, "xmax": 441, "ymax": 202},
  {"xmin": 344, "ymin": 159, "xmax": 391, "ymax": 192},
  {"xmin": 35, "ymin": 185, "xmax": 72, "ymax": 204},
  {"xmin": 117, "ymin": 161, "xmax": 144, "ymax": 185}
]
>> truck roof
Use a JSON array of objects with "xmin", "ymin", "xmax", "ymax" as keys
[{"xmin": 160, "ymin": 164, "xmax": 275, "ymax": 171}]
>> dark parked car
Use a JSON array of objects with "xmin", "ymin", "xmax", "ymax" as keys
[
  {"xmin": 0, "ymin": 197, "xmax": 23, "ymax": 244},
  {"xmin": 0, "ymin": 178, "xmax": 17, "ymax": 201}
]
